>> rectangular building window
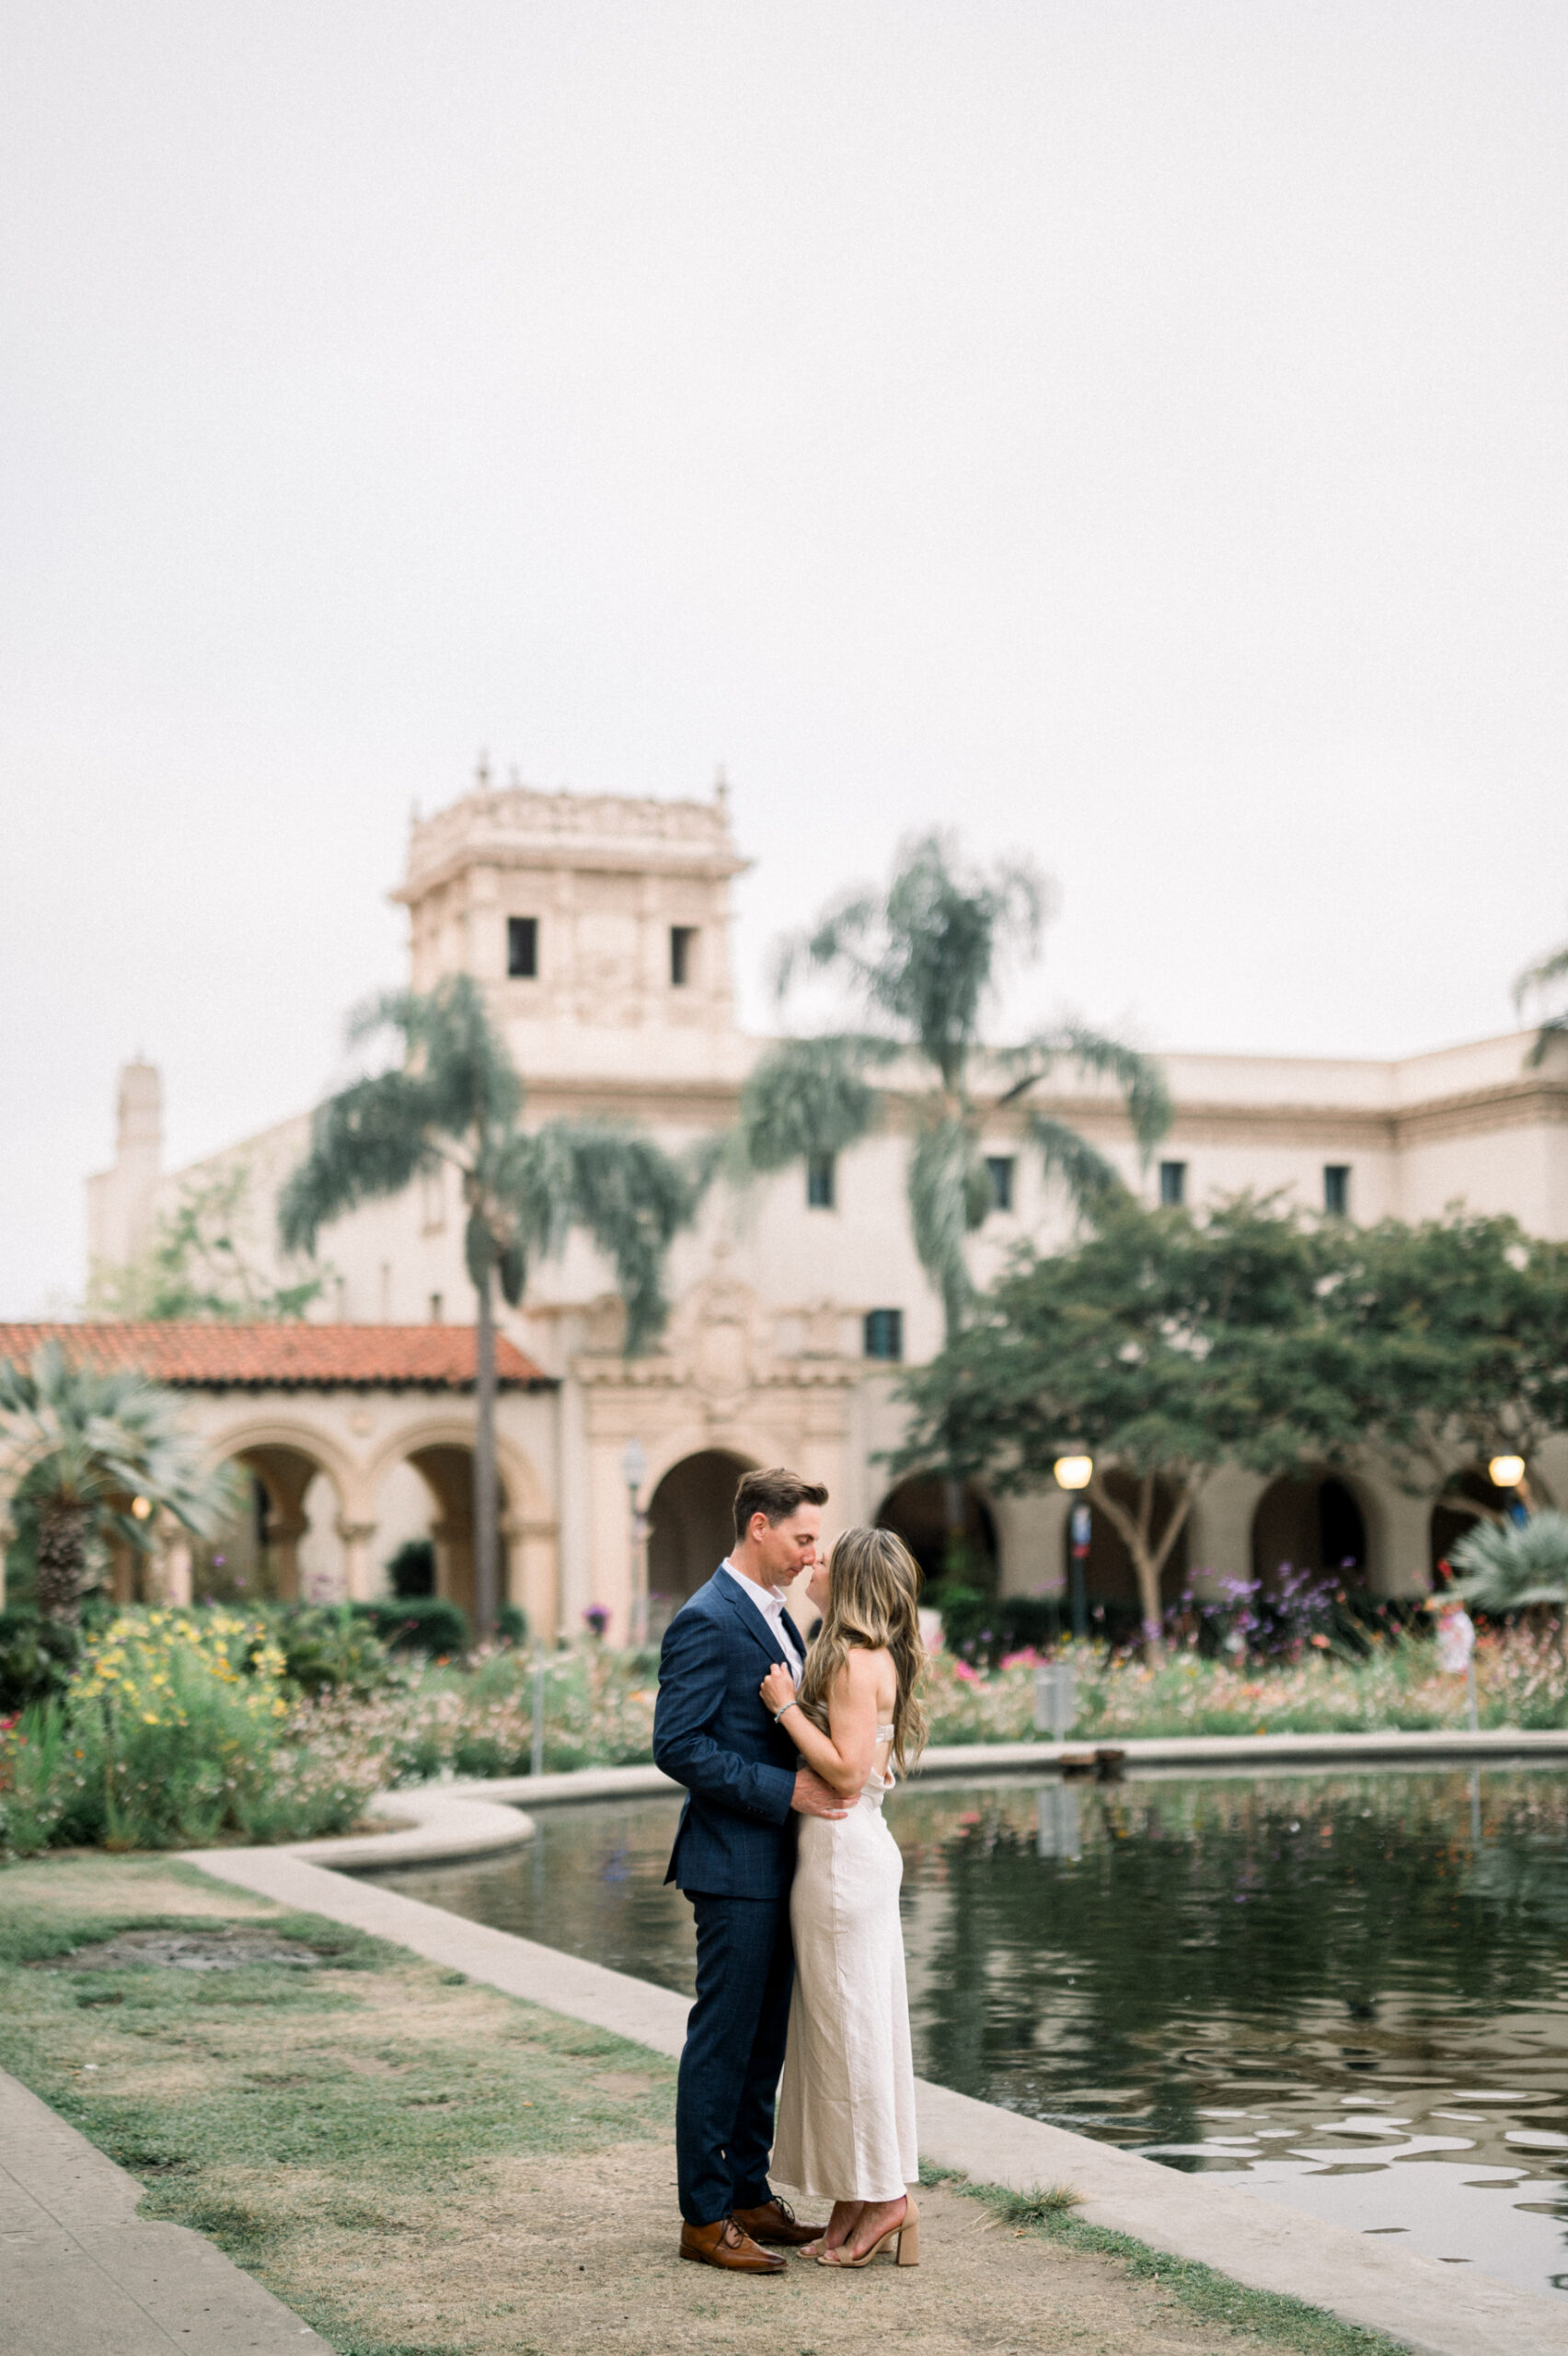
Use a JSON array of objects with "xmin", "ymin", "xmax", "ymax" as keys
[
  {"xmin": 986, "ymin": 1155, "xmax": 1015, "ymax": 1213},
  {"xmin": 507, "ymin": 916, "xmax": 538, "ymax": 978},
  {"xmin": 806, "ymin": 1152, "xmax": 836, "ymax": 1209},
  {"xmin": 1159, "ymin": 1160, "xmax": 1187, "ymax": 1207},
  {"xmin": 1323, "ymin": 1164, "xmax": 1351, "ymax": 1217},
  {"xmin": 670, "ymin": 925, "xmax": 698, "ymax": 987},
  {"xmin": 864, "ymin": 1308, "xmax": 904, "ymax": 1362}
]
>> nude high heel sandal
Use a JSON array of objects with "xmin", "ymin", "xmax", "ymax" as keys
[{"xmin": 817, "ymin": 2194, "xmax": 918, "ymax": 2268}]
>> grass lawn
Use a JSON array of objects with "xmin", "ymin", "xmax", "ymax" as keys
[{"xmin": 0, "ymin": 1852, "xmax": 1410, "ymax": 2356}]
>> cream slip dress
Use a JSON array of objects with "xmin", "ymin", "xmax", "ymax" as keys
[{"xmin": 772, "ymin": 1725, "xmax": 918, "ymax": 2201}]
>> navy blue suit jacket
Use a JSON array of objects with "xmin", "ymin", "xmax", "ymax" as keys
[{"xmin": 653, "ymin": 1569, "xmax": 806, "ymax": 1898}]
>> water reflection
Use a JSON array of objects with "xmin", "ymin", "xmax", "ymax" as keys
[{"xmin": 369, "ymin": 1763, "xmax": 1568, "ymax": 2297}]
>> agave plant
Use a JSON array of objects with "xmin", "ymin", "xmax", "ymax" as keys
[
  {"xmin": 737, "ymin": 831, "xmax": 1170, "ymax": 1338},
  {"xmin": 0, "ymin": 1345, "xmax": 235, "ymax": 1623},
  {"xmin": 1450, "ymin": 1510, "xmax": 1568, "ymax": 1641}
]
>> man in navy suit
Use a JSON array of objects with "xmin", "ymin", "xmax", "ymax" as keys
[{"xmin": 652, "ymin": 1465, "xmax": 849, "ymax": 2271}]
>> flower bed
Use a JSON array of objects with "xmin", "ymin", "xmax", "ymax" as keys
[{"xmin": 5, "ymin": 1610, "xmax": 1565, "ymax": 1860}]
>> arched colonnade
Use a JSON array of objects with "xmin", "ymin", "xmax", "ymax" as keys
[{"xmin": 110, "ymin": 1402, "xmax": 559, "ymax": 1636}]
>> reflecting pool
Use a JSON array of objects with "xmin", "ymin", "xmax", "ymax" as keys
[{"xmin": 369, "ymin": 1764, "xmax": 1568, "ymax": 2296}]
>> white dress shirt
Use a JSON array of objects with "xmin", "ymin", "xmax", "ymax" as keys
[{"xmin": 722, "ymin": 1559, "xmax": 804, "ymax": 1681}]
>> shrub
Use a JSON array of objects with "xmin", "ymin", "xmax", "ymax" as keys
[
  {"xmin": 350, "ymin": 1598, "xmax": 469, "ymax": 1657},
  {"xmin": 271, "ymin": 1606, "xmax": 392, "ymax": 1697},
  {"xmin": 0, "ymin": 1611, "xmax": 81, "ymax": 1712},
  {"xmin": 0, "ymin": 1608, "xmax": 386, "ymax": 1856},
  {"xmin": 386, "ymin": 1538, "xmax": 436, "ymax": 1599}
]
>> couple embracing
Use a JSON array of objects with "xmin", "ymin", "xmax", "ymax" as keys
[{"xmin": 652, "ymin": 1466, "xmax": 928, "ymax": 2275}]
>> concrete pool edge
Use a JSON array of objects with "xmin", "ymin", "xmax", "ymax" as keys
[
  {"xmin": 428, "ymin": 1722, "xmax": 1568, "ymax": 1818},
  {"xmin": 236, "ymin": 1723, "xmax": 1568, "ymax": 1883},
  {"xmin": 187, "ymin": 1828, "xmax": 1568, "ymax": 2356}
]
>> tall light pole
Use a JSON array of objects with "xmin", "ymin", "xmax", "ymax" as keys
[
  {"xmin": 1055, "ymin": 1454, "xmax": 1093, "ymax": 1643},
  {"xmin": 1489, "ymin": 1454, "xmax": 1530, "ymax": 1521},
  {"xmin": 622, "ymin": 1438, "xmax": 648, "ymax": 1646}
]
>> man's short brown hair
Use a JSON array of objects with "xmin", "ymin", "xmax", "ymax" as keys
[{"xmin": 732, "ymin": 1466, "xmax": 829, "ymax": 1544}]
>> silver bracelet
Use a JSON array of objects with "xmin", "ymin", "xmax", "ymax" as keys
[{"xmin": 772, "ymin": 1698, "xmax": 798, "ymax": 1721}]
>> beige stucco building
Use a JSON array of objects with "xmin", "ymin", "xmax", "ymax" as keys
[{"xmin": 59, "ymin": 771, "xmax": 1568, "ymax": 1639}]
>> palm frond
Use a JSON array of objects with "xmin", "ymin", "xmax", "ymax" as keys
[
  {"xmin": 906, "ymin": 1117, "xmax": 987, "ymax": 1338},
  {"xmin": 1024, "ymin": 1112, "xmax": 1127, "ymax": 1212},
  {"xmin": 1450, "ymin": 1509, "xmax": 1568, "ymax": 1609},
  {"xmin": 737, "ymin": 1035, "xmax": 883, "ymax": 1172},
  {"xmin": 508, "ymin": 1121, "xmax": 703, "ymax": 1354},
  {"xmin": 771, "ymin": 833, "xmax": 1051, "ymax": 1090},
  {"xmin": 1514, "ymin": 940, "xmax": 1568, "ymax": 1006},
  {"xmin": 279, "ymin": 1070, "xmax": 440, "ymax": 1253},
  {"xmin": 999, "ymin": 1025, "xmax": 1171, "ymax": 1158},
  {"xmin": 0, "ymin": 1345, "xmax": 237, "ymax": 1618},
  {"xmin": 348, "ymin": 975, "xmax": 524, "ymax": 1135},
  {"xmin": 1516, "ymin": 938, "xmax": 1568, "ymax": 1069}
]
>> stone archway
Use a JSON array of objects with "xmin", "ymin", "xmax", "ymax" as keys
[
  {"xmin": 1430, "ymin": 1466, "xmax": 1515, "ymax": 1582},
  {"xmin": 1251, "ymin": 1470, "xmax": 1368, "ymax": 1592},
  {"xmin": 647, "ymin": 1449, "xmax": 753, "ymax": 1623},
  {"xmin": 199, "ymin": 1442, "xmax": 343, "ymax": 1605},
  {"xmin": 402, "ymin": 1445, "xmax": 508, "ymax": 1621},
  {"xmin": 874, "ymin": 1475, "xmax": 997, "ymax": 1592}
]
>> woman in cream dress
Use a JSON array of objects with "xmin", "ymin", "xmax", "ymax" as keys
[{"xmin": 758, "ymin": 1526, "xmax": 928, "ymax": 2267}]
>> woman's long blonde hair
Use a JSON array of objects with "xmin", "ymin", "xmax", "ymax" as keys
[{"xmin": 796, "ymin": 1525, "xmax": 928, "ymax": 1774}]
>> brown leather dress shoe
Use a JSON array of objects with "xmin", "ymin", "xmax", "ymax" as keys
[
  {"xmin": 732, "ymin": 2197, "xmax": 827, "ymax": 2247},
  {"xmin": 679, "ymin": 2218, "xmax": 786, "ymax": 2272}
]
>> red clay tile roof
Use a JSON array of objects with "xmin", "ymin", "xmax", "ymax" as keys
[{"xmin": 0, "ymin": 1323, "xmax": 553, "ymax": 1392}]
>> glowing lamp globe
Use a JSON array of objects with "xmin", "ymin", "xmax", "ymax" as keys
[
  {"xmin": 1489, "ymin": 1454, "xmax": 1527, "ymax": 1491},
  {"xmin": 1054, "ymin": 1455, "xmax": 1093, "ymax": 1493},
  {"xmin": 130, "ymin": 1496, "xmax": 153, "ymax": 1520}
]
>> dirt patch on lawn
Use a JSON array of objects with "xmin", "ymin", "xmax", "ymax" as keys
[
  {"xmin": 32, "ymin": 1927, "xmax": 325, "ymax": 1971},
  {"xmin": 201, "ymin": 2138, "xmax": 1313, "ymax": 2356}
]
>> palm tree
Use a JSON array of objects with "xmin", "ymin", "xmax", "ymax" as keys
[
  {"xmin": 279, "ymin": 974, "xmax": 700, "ymax": 1637},
  {"xmin": 0, "ymin": 1344, "xmax": 234, "ymax": 1623},
  {"xmin": 1516, "ymin": 932, "xmax": 1568, "ymax": 1066},
  {"xmin": 737, "ymin": 832, "xmax": 1170, "ymax": 1340},
  {"xmin": 1451, "ymin": 1510, "xmax": 1568, "ymax": 1656}
]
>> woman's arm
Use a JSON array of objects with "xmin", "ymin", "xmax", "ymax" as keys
[{"xmin": 757, "ymin": 1648, "xmax": 883, "ymax": 1796}]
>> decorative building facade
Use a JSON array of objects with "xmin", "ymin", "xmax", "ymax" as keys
[{"xmin": 58, "ymin": 773, "xmax": 1568, "ymax": 1638}]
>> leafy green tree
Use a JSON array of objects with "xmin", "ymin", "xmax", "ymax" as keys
[
  {"xmin": 895, "ymin": 1196, "xmax": 1362, "ymax": 1642},
  {"xmin": 279, "ymin": 974, "xmax": 701, "ymax": 1635},
  {"xmin": 1331, "ymin": 1213, "xmax": 1568, "ymax": 1517},
  {"xmin": 0, "ymin": 1345, "xmax": 235, "ymax": 1623},
  {"xmin": 87, "ymin": 1165, "xmax": 324, "ymax": 1322},
  {"xmin": 737, "ymin": 832, "xmax": 1170, "ymax": 1340}
]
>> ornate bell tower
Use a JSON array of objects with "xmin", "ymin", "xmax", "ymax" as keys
[{"xmin": 392, "ymin": 767, "xmax": 749, "ymax": 1081}]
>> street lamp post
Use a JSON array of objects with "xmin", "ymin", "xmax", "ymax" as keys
[
  {"xmin": 1054, "ymin": 1454, "xmax": 1093, "ymax": 1643},
  {"xmin": 622, "ymin": 1438, "xmax": 648, "ymax": 1646},
  {"xmin": 1489, "ymin": 1454, "xmax": 1530, "ymax": 1520}
]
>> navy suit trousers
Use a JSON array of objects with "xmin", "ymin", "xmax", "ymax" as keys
[{"xmin": 675, "ymin": 1889, "xmax": 794, "ymax": 2225}]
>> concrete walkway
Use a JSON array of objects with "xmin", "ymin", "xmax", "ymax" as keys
[
  {"xmin": 0, "ymin": 2067, "xmax": 327, "ymax": 2356},
  {"xmin": 193, "ymin": 1833, "xmax": 1568, "ymax": 2356}
]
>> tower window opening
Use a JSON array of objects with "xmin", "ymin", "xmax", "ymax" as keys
[
  {"xmin": 1159, "ymin": 1161, "xmax": 1187, "ymax": 1208},
  {"xmin": 670, "ymin": 926, "xmax": 698, "ymax": 987},
  {"xmin": 806, "ymin": 1153, "xmax": 836, "ymax": 1209},
  {"xmin": 1323, "ymin": 1164, "xmax": 1351, "ymax": 1218},
  {"xmin": 507, "ymin": 917, "xmax": 538, "ymax": 978},
  {"xmin": 986, "ymin": 1155, "xmax": 1015, "ymax": 1213},
  {"xmin": 864, "ymin": 1309, "xmax": 904, "ymax": 1362}
]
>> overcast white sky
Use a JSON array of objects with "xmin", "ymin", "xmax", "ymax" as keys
[{"xmin": 4, "ymin": 2, "xmax": 1567, "ymax": 1316}]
